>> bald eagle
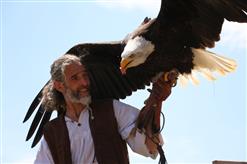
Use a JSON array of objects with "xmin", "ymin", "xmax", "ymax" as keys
[
  {"xmin": 120, "ymin": 0, "xmax": 246, "ymax": 84},
  {"xmin": 24, "ymin": 0, "xmax": 247, "ymax": 148}
]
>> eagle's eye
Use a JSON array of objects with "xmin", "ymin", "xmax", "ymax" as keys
[{"xmin": 128, "ymin": 54, "xmax": 135, "ymax": 58}]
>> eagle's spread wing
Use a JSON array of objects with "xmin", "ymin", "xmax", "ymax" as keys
[{"xmin": 23, "ymin": 41, "xmax": 156, "ymax": 147}]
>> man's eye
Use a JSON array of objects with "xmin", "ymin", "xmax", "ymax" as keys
[{"xmin": 71, "ymin": 76, "xmax": 78, "ymax": 80}]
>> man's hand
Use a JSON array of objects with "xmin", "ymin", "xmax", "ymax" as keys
[{"xmin": 145, "ymin": 134, "xmax": 160, "ymax": 155}]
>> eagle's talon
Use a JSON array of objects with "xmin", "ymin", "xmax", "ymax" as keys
[
  {"xmin": 167, "ymin": 69, "xmax": 179, "ymax": 81},
  {"xmin": 172, "ymin": 80, "xmax": 177, "ymax": 87}
]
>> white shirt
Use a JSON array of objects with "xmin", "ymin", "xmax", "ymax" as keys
[{"xmin": 35, "ymin": 100, "xmax": 161, "ymax": 164}]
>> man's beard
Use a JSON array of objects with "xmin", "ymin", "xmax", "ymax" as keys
[{"xmin": 65, "ymin": 88, "xmax": 91, "ymax": 106}]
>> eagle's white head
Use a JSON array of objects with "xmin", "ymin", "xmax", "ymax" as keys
[{"xmin": 120, "ymin": 36, "xmax": 155, "ymax": 74}]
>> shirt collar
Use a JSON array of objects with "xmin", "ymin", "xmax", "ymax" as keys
[{"xmin": 64, "ymin": 106, "xmax": 88, "ymax": 124}]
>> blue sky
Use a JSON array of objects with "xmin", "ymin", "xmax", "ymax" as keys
[{"xmin": 1, "ymin": 0, "xmax": 246, "ymax": 163}]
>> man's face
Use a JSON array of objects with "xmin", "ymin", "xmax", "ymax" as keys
[{"xmin": 63, "ymin": 62, "xmax": 91, "ymax": 105}]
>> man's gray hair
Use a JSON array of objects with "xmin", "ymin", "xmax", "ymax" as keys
[{"xmin": 41, "ymin": 54, "xmax": 81, "ymax": 112}]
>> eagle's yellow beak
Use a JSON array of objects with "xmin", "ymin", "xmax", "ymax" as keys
[{"xmin": 120, "ymin": 58, "xmax": 132, "ymax": 74}]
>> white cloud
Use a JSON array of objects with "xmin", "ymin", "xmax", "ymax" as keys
[
  {"xmin": 96, "ymin": 0, "xmax": 161, "ymax": 15},
  {"xmin": 220, "ymin": 21, "xmax": 247, "ymax": 49}
]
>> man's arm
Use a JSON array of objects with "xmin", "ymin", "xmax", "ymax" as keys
[
  {"xmin": 136, "ymin": 70, "xmax": 178, "ymax": 161},
  {"xmin": 127, "ymin": 129, "xmax": 163, "ymax": 158},
  {"xmin": 113, "ymin": 70, "xmax": 178, "ymax": 158},
  {"xmin": 112, "ymin": 100, "xmax": 162, "ymax": 158}
]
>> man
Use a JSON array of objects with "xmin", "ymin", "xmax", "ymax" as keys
[{"xmin": 34, "ymin": 54, "xmax": 172, "ymax": 164}]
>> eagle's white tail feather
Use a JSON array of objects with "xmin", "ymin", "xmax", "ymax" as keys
[
  {"xmin": 192, "ymin": 48, "xmax": 237, "ymax": 72},
  {"xmin": 178, "ymin": 72, "xmax": 200, "ymax": 86},
  {"xmin": 197, "ymin": 68, "xmax": 216, "ymax": 81},
  {"xmin": 189, "ymin": 71, "xmax": 200, "ymax": 85},
  {"xmin": 178, "ymin": 74, "xmax": 189, "ymax": 87},
  {"xmin": 177, "ymin": 48, "xmax": 237, "ymax": 86}
]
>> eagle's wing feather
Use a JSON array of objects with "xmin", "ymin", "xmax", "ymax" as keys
[
  {"xmin": 23, "ymin": 83, "xmax": 48, "ymax": 123},
  {"xmin": 158, "ymin": 0, "xmax": 247, "ymax": 48},
  {"xmin": 25, "ymin": 105, "xmax": 45, "ymax": 142},
  {"xmin": 31, "ymin": 111, "xmax": 52, "ymax": 148}
]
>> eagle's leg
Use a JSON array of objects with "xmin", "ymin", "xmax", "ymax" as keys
[{"xmin": 136, "ymin": 69, "xmax": 179, "ymax": 137}]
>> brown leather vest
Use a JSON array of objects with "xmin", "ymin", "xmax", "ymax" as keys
[{"xmin": 43, "ymin": 99, "xmax": 129, "ymax": 164}]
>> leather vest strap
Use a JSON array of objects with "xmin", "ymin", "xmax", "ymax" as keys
[
  {"xmin": 89, "ymin": 99, "xmax": 129, "ymax": 164},
  {"xmin": 43, "ymin": 115, "xmax": 72, "ymax": 164}
]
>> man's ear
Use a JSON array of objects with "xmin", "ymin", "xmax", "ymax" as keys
[{"xmin": 53, "ymin": 80, "xmax": 65, "ymax": 93}]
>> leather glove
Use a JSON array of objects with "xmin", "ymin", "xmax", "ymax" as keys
[{"xmin": 137, "ymin": 69, "xmax": 179, "ymax": 134}]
